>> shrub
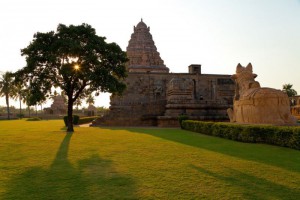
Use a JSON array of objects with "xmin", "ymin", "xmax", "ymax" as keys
[
  {"xmin": 78, "ymin": 116, "xmax": 98, "ymax": 125},
  {"xmin": 26, "ymin": 117, "xmax": 41, "ymax": 121},
  {"xmin": 181, "ymin": 120, "xmax": 300, "ymax": 150},
  {"xmin": 178, "ymin": 114, "xmax": 189, "ymax": 128},
  {"xmin": 73, "ymin": 115, "xmax": 80, "ymax": 125},
  {"xmin": 63, "ymin": 115, "xmax": 80, "ymax": 126},
  {"xmin": 63, "ymin": 116, "xmax": 68, "ymax": 126},
  {"xmin": 17, "ymin": 113, "xmax": 25, "ymax": 118}
]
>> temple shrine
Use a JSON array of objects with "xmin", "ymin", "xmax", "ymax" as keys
[
  {"xmin": 291, "ymin": 95, "xmax": 300, "ymax": 120},
  {"xmin": 93, "ymin": 19, "xmax": 235, "ymax": 127},
  {"xmin": 126, "ymin": 19, "xmax": 169, "ymax": 73},
  {"xmin": 44, "ymin": 95, "xmax": 66, "ymax": 115}
]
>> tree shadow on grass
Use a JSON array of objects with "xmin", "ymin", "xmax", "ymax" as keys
[
  {"xmin": 3, "ymin": 133, "xmax": 137, "ymax": 200},
  {"xmin": 98, "ymin": 127, "xmax": 300, "ymax": 173},
  {"xmin": 191, "ymin": 165, "xmax": 300, "ymax": 200}
]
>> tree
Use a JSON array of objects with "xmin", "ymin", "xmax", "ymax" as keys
[
  {"xmin": 38, "ymin": 97, "xmax": 47, "ymax": 115},
  {"xmin": 74, "ymin": 98, "xmax": 83, "ymax": 111},
  {"xmin": 13, "ymin": 81, "xmax": 27, "ymax": 118},
  {"xmin": 97, "ymin": 106, "xmax": 108, "ymax": 116},
  {"xmin": 282, "ymin": 83, "xmax": 297, "ymax": 97},
  {"xmin": 0, "ymin": 72, "xmax": 16, "ymax": 119},
  {"xmin": 22, "ymin": 89, "xmax": 34, "ymax": 117},
  {"xmin": 86, "ymin": 94, "xmax": 95, "ymax": 105},
  {"xmin": 16, "ymin": 23, "xmax": 128, "ymax": 132}
]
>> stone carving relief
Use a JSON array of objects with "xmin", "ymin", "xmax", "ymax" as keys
[
  {"xmin": 126, "ymin": 19, "xmax": 169, "ymax": 73},
  {"xmin": 167, "ymin": 78, "xmax": 194, "ymax": 102},
  {"xmin": 227, "ymin": 63, "xmax": 297, "ymax": 125},
  {"xmin": 153, "ymin": 79, "xmax": 165, "ymax": 98}
]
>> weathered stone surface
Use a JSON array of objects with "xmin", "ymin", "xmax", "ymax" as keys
[
  {"xmin": 92, "ymin": 20, "xmax": 235, "ymax": 127},
  {"xmin": 227, "ymin": 63, "xmax": 297, "ymax": 125},
  {"xmin": 291, "ymin": 95, "xmax": 300, "ymax": 120},
  {"xmin": 126, "ymin": 19, "xmax": 169, "ymax": 73},
  {"xmin": 86, "ymin": 104, "xmax": 97, "ymax": 116},
  {"xmin": 94, "ymin": 71, "xmax": 235, "ymax": 126},
  {"xmin": 44, "ymin": 95, "xmax": 66, "ymax": 115}
]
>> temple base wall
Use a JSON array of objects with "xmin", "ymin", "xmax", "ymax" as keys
[{"xmin": 92, "ymin": 71, "xmax": 235, "ymax": 127}]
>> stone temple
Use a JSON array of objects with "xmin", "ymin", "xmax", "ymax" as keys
[{"xmin": 93, "ymin": 19, "xmax": 235, "ymax": 127}]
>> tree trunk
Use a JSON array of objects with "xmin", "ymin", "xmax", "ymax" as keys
[
  {"xmin": 28, "ymin": 106, "xmax": 31, "ymax": 117},
  {"xmin": 6, "ymin": 94, "xmax": 10, "ymax": 120},
  {"xmin": 35, "ymin": 105, "xmax": 38, "ymax": 116},
  {"xmin": 67, "ymin": 96, "xmax": 74, "ymax": 132}
]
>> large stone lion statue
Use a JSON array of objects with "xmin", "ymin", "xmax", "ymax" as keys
[{"xmin": 227, "ymin": 63, "xmax": 296, "ymax": 125}]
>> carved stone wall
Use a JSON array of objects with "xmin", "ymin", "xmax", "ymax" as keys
[
  {"xmin": 92, "ymin": 20, "xmax": 235, "ymax": 127},
  {"xmin": 94, "ymin": 72, "xmax": 235, "ymax": 126},
  {"xmin": 126, "ymin": 19, "xmax": 169, "ymax": 73},
  {"xmin": 290, "ymin": 96, "xmax": 300, "ymax": 119},
  {"xmin": 44, "ymin": 95, "xmax": 66, "ymax": 115}
]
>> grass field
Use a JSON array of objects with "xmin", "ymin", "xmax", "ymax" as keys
[{"xmin": 1, "ymin": 119, "xmax": 300, "ymax": 199}]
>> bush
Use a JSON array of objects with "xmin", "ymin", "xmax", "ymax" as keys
[
  {"xmin": 17, "ymin": 113, "xmax": 25, "ymax": 118},
  {"xmin": 73, "ymin": 115, "xmax": 80, "ymax": 125},
  {"xmin": 181, "ymin": 120, "xmax": 300, "ymax": 150},
  {"xmin": 26, "ymin": 117, "xmax": 41, "ymax": 121},
  {"xmin": 78, "ymin": 116, "xmax": 98, "ymax": 125},
  {"xmin": 63, "ymin": 116, "xmax": 68, "ymax": 126},
  {"xmin": 63, "ymin": 115, "xmax": 80, "ymax": 126},
  {"xmin": 178, "ymin": 114, "xmax": 189, "ymax": 128}
]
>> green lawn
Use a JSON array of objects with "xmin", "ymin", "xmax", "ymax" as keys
[{"xmin": 0, "ymin": 120, "xmax": 300, "ymax": 199}]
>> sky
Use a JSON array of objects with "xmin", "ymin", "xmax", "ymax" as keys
[{"xmin": 0, "ymin": 0, "xmax": 299, "ymax": 108}]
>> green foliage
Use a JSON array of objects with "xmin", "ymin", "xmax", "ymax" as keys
[
  {"xmin": 73, "ymin": 115, "xmax": 80, "ymax": 125},
  {"xmin": 178, "ymin": 114, "xmax": 189, "ymax": 128},
  {"xmin": 26, "ymin": 117, "xmax": 42, "ymax": 121},
  {"xmin": 16, "ymin": 23, "xmax": 128, "ymax": 132},
  {"xmin": 96, "ymin": 106, "xmax": 108, "ymax": 116},
  {"xmin": 182, "ymin": 120, "xmax": 300, "ymax": 150},
  {"xmin": 63, "ymin": 116, "xmax": 68, "ymax": 126},
  {"xmin": 63, "ymin": 115, "xmax": 80, "ymax": 126},
  {"xmin": 0, "ymin": 71, "xmax": 16, "ymax": 119},
  {"xmin": 86, "ymin": 94, "xmax": 95, "ymax": 105},
  {"xmin": 78, "ymin": 116, "xmax": 98, "ymax": 125},
  {"xmin": 16, "ymin": 113, "xmax": 24, "ymax": 118},
  {"xmin": 63, "ymin": 116, "xmax": 97, "ymax": 126},
  {"xmin": 282, "ymin": 83, "xmax": 297, "ymax": 97}
]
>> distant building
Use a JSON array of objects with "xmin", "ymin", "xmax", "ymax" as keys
[
  {"xmin": 291, "ymin": 95, "xmax": 300, "ymax": 119},
  {"xmin": 44, "ymin": 95, "xmax": 66, "ymax": 115},
  {"xmin": 86, "ymin": 104, "xmax": 97, "ymax": 116},
  {"xmin": 93, "ymin": 20, "xmax": 235, "ymax": 127}
]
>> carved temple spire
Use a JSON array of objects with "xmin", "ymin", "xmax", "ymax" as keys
[{"xmin": 126, "ymin": 20, "xmax": 169, "ymax": 73}]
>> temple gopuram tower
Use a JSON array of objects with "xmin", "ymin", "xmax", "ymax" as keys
[
  {"xmin": 92, "ymin": 20, "xmax": 235, "ymax": 127},
  {"xmin": 126, "ymin": 19, "xmax": 169, "ymax": 73}
]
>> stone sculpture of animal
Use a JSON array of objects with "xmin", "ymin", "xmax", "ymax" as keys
[{"xmin": 227, "ymin": 63, "xmax": 296, "ymax": 125}]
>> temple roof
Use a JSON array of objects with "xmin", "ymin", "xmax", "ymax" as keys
[
  {"xmin": 126, "ymin": 19, "xmax": 169, "ymax": 73},
  {"xmin": 135, "ymin": 19, "xmax": 147, "ymax": 29}
]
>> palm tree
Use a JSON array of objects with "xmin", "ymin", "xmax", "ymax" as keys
[
  {"xmin": 0, "ymin": 72, "xmax": 16, "ymax": 119},
  {"xmin": 282, "ymin": 84, "xmax": 297, "ymax": 97},
  {"xmin": 13, "ymin": 82, "xmax": 26, "ymax": 118},
  {"xmin": 39, "ymin": 98, "xmax": 47, "ymax": 115},
  {"xmin": 86, "ymin": 94, "xmax": 95, "ymax": 105},
  {"xmin": 74, "ymin": 98, "xmax": 82, "ymax": 111},
  {"xmin": 22, "ymin": 89, "xmax": 34, "ymax": 117}
]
